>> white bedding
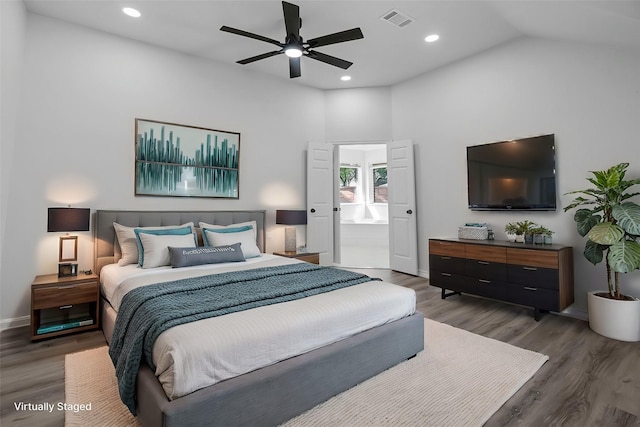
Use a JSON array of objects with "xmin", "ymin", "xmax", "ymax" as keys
[{"xmin": 100, "ymin": 255, "xmax": 416, "ymax": 400}]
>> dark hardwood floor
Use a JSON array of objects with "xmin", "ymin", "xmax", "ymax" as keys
[{"xmin": 1, "ymin": 269, "xmax": 638, "ymax": 426}]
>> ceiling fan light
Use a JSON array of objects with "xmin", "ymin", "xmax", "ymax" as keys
[
  {"xmin": 122, "ymin": 7, "xmax": 141, "ymax": 18},
  {"xmin": 285, "ymin": 47, "xmax": 303, "ymax": 58}
]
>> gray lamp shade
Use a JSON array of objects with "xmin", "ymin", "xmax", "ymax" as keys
[
  {"xmin": 276, "ymin": 210, "xmax": 307, "ymax": 225},
  {"xmin": 47, "ymin": 208, "xmax": 90, "ymax": 232}
]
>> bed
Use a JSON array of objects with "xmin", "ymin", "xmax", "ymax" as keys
[{"xmin": 95, "ymin": 210, "xmax": 424, "ymax": 427}]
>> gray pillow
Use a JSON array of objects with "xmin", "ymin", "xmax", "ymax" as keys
[{"xmin": 168, "ymin": 243, "xmax": 245, "ymax": 268}]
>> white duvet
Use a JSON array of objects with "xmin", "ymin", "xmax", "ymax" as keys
[{"xmin": 100, "ymin": 255, "xmax": 416, "ymax": 400}]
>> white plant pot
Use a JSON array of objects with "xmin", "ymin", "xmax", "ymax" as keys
[
  {"xmin": 515, "ymin": 234, "xmax": 524, "ymax": 243},
  {"xmin": 587, "ymin": 291, "xmax": 640, "ymax": 342},
  {"xmin": 506, "ymin": 232, "xmax": 516, "ymax": 242}
]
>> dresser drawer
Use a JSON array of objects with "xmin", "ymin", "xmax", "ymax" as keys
[
  {"xmin": 507, "ymin": 248, "xmax": 558, "ymax": 268},
  {"xmin": 506, "ymin": 284, "xmax": 559, "ymax": 311},
  {"xmin": 32, "ymin": 282, "xmax": 98, "ymax": 309},
  {"xmin": 464, "ymin": 245, "xmax": 506, "ymax": 263},
  {"xmin": 430, "ymin": 254, "xmax": 466, "ymax": 274},
  {"xmin": 507, "ymin": 264, "xmax": 559, "ymax": 290},
  {"xmin": 464, "ymin": 278, "xmax": 507, "ymax": 300},
  {"xmin": 429, "ymin": 240, "xmax": 465, "ymax": 257},
  {"xmin": 429, "ymin": 270, "xmax": 467, "ymax": 291},
  {"xmin": 465, "ymin": 259, "xmax": 506, "ymax": 282}
]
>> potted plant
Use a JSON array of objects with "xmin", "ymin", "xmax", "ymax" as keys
[
  {"xmin": 543, "ymin": 228, "xmax": 554, "ymax": 245},
  {"xmin": 564, "ymin": 162, "xmax": 640, "ymax": 342},
  {"xmin": 530, "ymin": 226, "xmax": 546, "ymax": 244},
  {"xmin": 516, "ymin": 220, "xmax": 535, "ymax": 243},
  {"xmin": 504, "ymin": 223, "xmax": 518, "ymax": 242}
]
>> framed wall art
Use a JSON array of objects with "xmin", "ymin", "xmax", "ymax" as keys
[{"xmin": 135, "ymin": 119, "xmax": 240, "ymax": 198}]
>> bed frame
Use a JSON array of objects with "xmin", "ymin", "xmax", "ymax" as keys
[{"xmin": 94, "ymin": 210, "xmax": 424, "ymax": 427}]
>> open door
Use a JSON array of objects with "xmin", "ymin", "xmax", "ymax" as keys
[
  {"xmin": 306, "ymin": 142, "xmax": 334, "ymax": 265},
  {"xmin": 387, "ymin": 140, "xmax": 418, "ymax": 275}
]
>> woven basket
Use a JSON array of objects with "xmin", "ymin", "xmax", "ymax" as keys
[{"xmin": 458, "ymin": 226, "xmax": 488, "ymax": 240}]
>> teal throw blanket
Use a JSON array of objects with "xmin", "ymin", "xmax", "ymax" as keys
[{"xmin": 108, "ymin": 262, "xmax": 379, "ymax": 414}]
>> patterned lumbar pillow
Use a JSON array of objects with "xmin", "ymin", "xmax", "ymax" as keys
[{"xmin": 168, "ymin": 243, "xmax": 246, "ymax": 268}]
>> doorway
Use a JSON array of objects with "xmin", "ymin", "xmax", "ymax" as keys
[{"xmin": 336, "ymin": 144, "xmax": 390, "ymax": 269}]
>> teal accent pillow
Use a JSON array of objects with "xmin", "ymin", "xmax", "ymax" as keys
[
  {"xmin": 134, "ymin": 226, "xmax": 193, "ymax": 266},
  {"xmin": 201, "ymin": 225, "xmax": 253, "ymax": 246},
  {"xmin": 168, "ymin": 243, "xmax": 245, "ymax": 268}
]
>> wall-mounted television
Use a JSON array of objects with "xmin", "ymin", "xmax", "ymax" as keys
[{"xmin": 467, "ymin": 134, "xmax": 556, "ymax": 211}]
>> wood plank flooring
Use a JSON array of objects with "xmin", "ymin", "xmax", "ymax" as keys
[{"xmin": 1, "ymin": 269, "xmax": 639, "ymax": 426}]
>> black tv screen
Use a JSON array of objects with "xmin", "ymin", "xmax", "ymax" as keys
[{"xmin": 467, "ymin": 134, "xmax": 556, "ymax": 211}]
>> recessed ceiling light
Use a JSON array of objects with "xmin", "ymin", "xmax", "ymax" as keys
[
  {"xmin": 341, "ymin": 76, "xmax": 352, "ymax": 81},
  {"xmin": 425, "ymin": 34, "xmax": 439, "ymax": 43},
  {"xmin": 122, "ymin": 7, "xmax": 141, "ymax": 18}
]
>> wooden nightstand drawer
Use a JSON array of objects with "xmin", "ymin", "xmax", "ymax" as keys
[{"xmin": 32, "ymin": 282, "xmax": 98, "ymax": 309}]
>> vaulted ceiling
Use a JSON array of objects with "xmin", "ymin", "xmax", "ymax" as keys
[{"xmin": 24, "ymin": 1, "xmax": 640, "ymax": 90}]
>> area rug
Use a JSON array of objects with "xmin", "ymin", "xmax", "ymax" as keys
[{"xmin": 65, "ymin": 318, "xmax": 548, "ymax": 427}]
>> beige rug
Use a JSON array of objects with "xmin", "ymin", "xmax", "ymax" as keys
[{"xmin": 65, "ymin": 319, "xmax": 548, "ymax": 427}]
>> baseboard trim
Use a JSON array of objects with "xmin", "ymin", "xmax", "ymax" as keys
[
  {"xmin": 559, "ymin": 306, "xmax": 588, "ymax": 322},
  {"xmin": 0, "ymin": 315, "xmax": 30, "ymax": 331}
]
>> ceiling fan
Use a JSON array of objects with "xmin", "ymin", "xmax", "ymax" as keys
[{"xmin": 220, "ymin": 1, "xmax": 364, "ymax": 78}]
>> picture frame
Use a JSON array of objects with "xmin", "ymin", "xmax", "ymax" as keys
[{"xmin": 135, "ymin": 119, "xmax": 240, "ymax": 198}]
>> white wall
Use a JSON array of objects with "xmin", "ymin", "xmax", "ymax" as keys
[
  {"xmin": 325, "ymin": 87, "xmax": 391, "ymax": 142},
  {"xmin": 0, "ymin": 13, "xmax": 325, "ymax": 326},
  {"xmin": 392, "ymin": 37, "xmax": 640, "ymax": 313},
  {"xmin": 0, "ymin": 0, "xmax": 28, "ymax": 326}
]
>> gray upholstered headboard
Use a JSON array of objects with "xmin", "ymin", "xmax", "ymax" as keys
[{"xmin": 94, "ymin": 210, "xmax": 266, "ymax": 274}]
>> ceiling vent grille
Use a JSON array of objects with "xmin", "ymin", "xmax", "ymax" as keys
[{"xmin": 380, "ymin": 9, "xmax": 413, "ymax": 28}]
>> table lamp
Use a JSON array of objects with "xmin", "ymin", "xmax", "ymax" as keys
[
  {"xmin": 48, "ymin": 207, "xmax": 90, "ymax": 276},
  {"xmin": 276, "ymin": 210, "xmax": 307, "ymax": 252}
]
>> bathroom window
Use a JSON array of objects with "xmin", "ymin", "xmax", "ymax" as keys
[
  {"xmin": 339, "ymin": 165, "xmax": 360, "ymax": 203},
  {"xmin": 372, "ymin": 164, "xmax": 388, "ymax": 203}
]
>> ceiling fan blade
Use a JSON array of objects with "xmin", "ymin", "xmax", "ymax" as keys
[
  {"xmin": 289, "ymin": 57, "xmax": 301, "ymax": 78},
  {"xmin": 237, "ymin": 50, "xmax": 283, "ymax": 65},
  {"xmin": 220, "ymin": 26, "xmax": 283, "ymax": 47},
  {"xmin": 306, "ymin": 28, "xmax": 364, "ymax": 48},
  {"xmin": 282, "ymin": 1, "xmax": 300, "ymax": 40},
  {"xmin": 306, "ymin": 50, "xmax": 353, "ymax": 70}
]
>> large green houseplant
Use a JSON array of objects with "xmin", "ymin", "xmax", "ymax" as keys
[{"xmin": 564, "ymin": 163, "xmax": 640, "ymax": 341}]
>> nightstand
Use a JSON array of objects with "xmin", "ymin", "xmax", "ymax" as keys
[
  {"xmin": 273, "ymin": 251, "xmax": 320, "ymax": 265},
  {"xmin": 30, "ymin": 273, "xmax": 100, "ymax": 341}
]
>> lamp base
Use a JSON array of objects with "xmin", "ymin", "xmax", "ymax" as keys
[{"xmin": 284, "ymin": 227, "xmax": 297, "ymax": 252}]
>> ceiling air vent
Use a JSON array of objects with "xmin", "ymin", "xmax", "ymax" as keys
[{"xmin": 380, "ymin": 9, "xmax": 413, "ymax": 28}]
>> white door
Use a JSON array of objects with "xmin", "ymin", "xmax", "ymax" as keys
[
  {"xmin": 306, "ymin": 142, "xmax": 334, "ymax": 265},
  {"xmin": 332, "ymin": 145, "xmax": 341, "ymax": 265},
  {"xmin": 387, "ymin": 140, "xmax": 418, "ymax": 275}
]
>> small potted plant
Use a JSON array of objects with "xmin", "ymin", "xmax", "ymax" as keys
[
  {"xmin": 564, "ymin": 162, "xmax": 640, "ymax": 342},
  {"xmin": 516, "ymin": 220, "xmax": 535, "ymax": 244},
  {"xmin": 504, "ymin": 223, "xmax": 518, "ymax": 242},
  {"xmin": 543, "ymin": 228, "xmax": 554, "ymax": 245},
  {"xmin": 531, "ymin": 226, "xmax": 546, "ymax": 244}
]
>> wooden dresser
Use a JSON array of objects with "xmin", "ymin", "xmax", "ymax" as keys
[{"xmin": 428, "ymin": 238, "xmax": 574, "ymax": 320}]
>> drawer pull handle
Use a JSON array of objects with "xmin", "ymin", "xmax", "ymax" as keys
[
  {"xmin": 478, "ymin": 279, "xmax": 491, "ymax": 284},
  {"xmin": 478, "ymin": 261, "xmax": 490, "ymax": 265},
  {"xmin": 57, "ymin": 285, "xmax": 76, "ymax": 290},
  {"xmin": 441, "ymin": 273, "xmax": 452, "ymax": 277},
  {"xmin": 441, "ymin": 256, "xmax": 452, "ymax": 260},
  {"xmin": 524, "ymin": 287, "xmax": 538, "ymax": 291},
  {"xmin": 523, "ymin": 267, "xmax": 538, "ymax": 271},
  {"xmin": 59, "ymin": 305, "xmax": 73, "ymax": 309}
]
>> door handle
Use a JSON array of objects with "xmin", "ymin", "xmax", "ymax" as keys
[
  {"xmin": 310, "ymin": 208, "xmax": 316, "ymax": 213},
  {"xmin": 333, "ymin": 207, "xmax": 338, "ymax": 212},
  {"xmin": 406, "ymin": 209, "xmax": 413, "ymax": 214}
]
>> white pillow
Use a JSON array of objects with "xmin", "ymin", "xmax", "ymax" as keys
[
  {"xmin": 204, "ymin": 229, "xmax": 261, "ymax": 259},
  {"xmin": 199, "ymin": 221, "xmax": 257, "ymax": 241},
  {"xmin": 113, "ymin": 222, "xmax": 194, "ymax": 266},
  {"xmin": 138, "ymin": 233, "xmax": 197, "ymax": 269}
]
